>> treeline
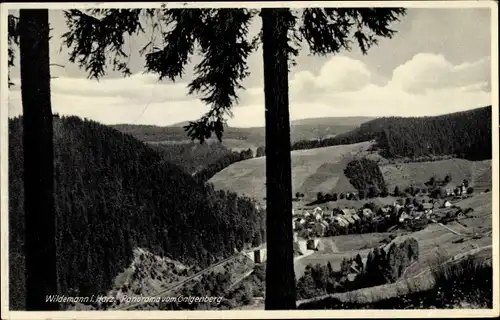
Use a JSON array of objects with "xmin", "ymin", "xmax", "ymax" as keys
[
  {"xmin": 292, "ymin": 106, "xmax": 492, "ymax": 161},
  {"xmin": 9, "ymin": 116, "xmax": 265, "ymax": 310},
  {"xmin": 343, "ymin": 158, "xmax": 388, "ymax": 198},
  {"xmin": 354, "ymin": 238, "xmax": 419, "ymax": 288},
  {"xmin": 194, "ymin": 148, "xmax": 254, "ymax": 183},
  {"xmin": 151, "ymin": 142, "xmax": 233, "ymax": 174},
  {"xmin": 112, "ymin": 123, "xmax": 253, "ymax": 143},
  {"xmin": 255, "ymin": 146, "xmax": 265, "ymax": 157},
  {"xmin": 112, "ymin": 122, "xmax": 359, "ymax": 149},
  {"xmin": 296, "ymin": 238, "xmax": 419, "ymax": 299}
]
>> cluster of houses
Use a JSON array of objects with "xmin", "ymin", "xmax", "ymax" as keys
[
  {"xmin": 445, "ymin": 182, "xmax": 469, "ymax": 197},
  {"xmin": 291, "ymin": 206, "xmax": 378, "ymax": 236},
  {"xmin": 291, "ymin": 195, "xmax": 461, "ymax": 237}
]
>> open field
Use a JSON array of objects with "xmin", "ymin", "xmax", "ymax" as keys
[
  {"xmin": 210, "ymin": 142, "xmax": 373, "ymax": 201},
  {"xmin": 294, "ymin": 233, "xmax": 397, "ymax": 278},
  {"xmin": 321, "ymin": 233, "xmax": 398, "ymax": 252},
  {"xmin": 210, "ymin": 142, "xmax": 492, "ymax": 203},
  {"xmin": 381, "ymin": 159, "xmax": 492, "ymax": 191}
]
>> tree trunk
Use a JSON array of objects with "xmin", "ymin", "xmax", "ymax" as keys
[
  {"xmin": 19, "ymin": 9, "xmax": 59, "ymax": 310},
  {"xmin": 261, "ymin": 8, "xmax": 296, "ymax": 310}
]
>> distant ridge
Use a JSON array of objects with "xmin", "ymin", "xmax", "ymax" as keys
[
  {"xmin": 291, "ymin": 116, "xmax": 375, "ymax": 127},
  {"xmin": 113, "ymin": 117, "xmax": 364, "ymax": 146},
  {"xmin": 168, "ymin": 116, "xmax": 375, "ymax": 129},
  {"xmin": 292, "ymin": 105, "xmax": 492, "ymax": 161}
]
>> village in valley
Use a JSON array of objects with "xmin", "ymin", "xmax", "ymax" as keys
[
  {"xmin": 6, "ymin": 4, "xmax": 494, "ymax": 313},
  {"xmin": 290, "ymin": 177, "xmax": 480, "ymax": 252}
]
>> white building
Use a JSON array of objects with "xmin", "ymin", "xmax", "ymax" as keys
[
  {"xmin": 399, "ymin": 212, "xmax": 410, "ymax": 222},
  {"xmin": 307, "ymin": 238, "xmax": 320, "ymax": 250}
]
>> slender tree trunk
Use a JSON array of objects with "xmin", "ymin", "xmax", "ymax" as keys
[
  {"xmin": 19, "ymin": 9, "xmax": 58, "ymax": 310},
  {"xmin": 262, "ymin": 8, "xmax": 296, "ymax": 310}
]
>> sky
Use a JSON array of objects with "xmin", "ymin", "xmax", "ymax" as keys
[{"xmin": 7, "ymin": 6, "xmax": 493, "ymax": 128}]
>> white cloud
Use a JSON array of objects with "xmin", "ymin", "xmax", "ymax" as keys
[
  {"xmin": 50, "ymin": 73, "xmax": 197, "ymax": 103},
  {"xmin": 8, "ymin": 53, "xmax": 491, "ymax": 128},
  {"xmin": 316, "ymin": 56, "xmax": 372, "ymax": 92},
  {"xmin": 289, "ymin": 56, "xmax": 372, "ymax": 101},
  {"xmin": 8, "ymin": 76, "xmax": 210, "ymax": 126},
  {"xmin": 389, "ymin": 53, "xmax": 491, "ymax": 94}
]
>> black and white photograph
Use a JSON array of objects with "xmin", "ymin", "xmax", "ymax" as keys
[{"xmin": 1, "ymin": 1, "xmax": 498, "ymax": 318}]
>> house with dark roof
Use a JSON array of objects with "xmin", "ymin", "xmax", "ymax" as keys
[
  {"xmin": 333, "ymin": 216, "xmax": 349, "ymax": 227},
  {"xmin": 344, "ymin": 215, "xmax": 356, "ymax": 224},
  {"xmin": 342, "ymin": 208, "xmax": 357, "ymax": 216}
]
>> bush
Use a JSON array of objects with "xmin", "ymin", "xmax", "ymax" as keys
[
  {"xmin": 430, "ymin": 255, "xmax": 492, "ymax": 308},
  {"xmin": 393, "ymin": 186, "xmax": 401, "ymax": 196},
  {"xmin": 317, "ymin": 192, "xmax": 324, "ymax": 201},
  {"xmin": 358, "ymin": 190, "xmax": 365, "ymax": 200}
]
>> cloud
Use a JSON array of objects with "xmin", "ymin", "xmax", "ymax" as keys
[
  {"xmin": 8, "ymin": 53, "xmax": 491, "ymax": 128},
  {"xmin": 228, "ymin": 54, "xmax": 491, "ymax": 126},
  {"xmin": 389, "ymin": 53, "xmax": 491, "ymax": 94},
  {"xmin": 316, "ymin": 56, "xmax": 372, "ymax": 92},
  {"xmin": 289, "ymin": 56, "xmax": 372, "ymax": 101},
  {"xmin": 50, "ymin": 73, "xmax": 198, "ymax": 103},
  {"xmin": 8, "ymin": 76, "xmax": 211, "ymax": 126}
]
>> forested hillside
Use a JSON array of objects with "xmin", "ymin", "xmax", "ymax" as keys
[
  {"xmin": 150, "ymin": 142, "xmax": 234, "ymax": 174},
  {"xmin": 9, "ymin": 116, "xmax": 265, "ymax": 310},
  {"xmin": 112, "ymin": 124, "xmax": 257, "ymax": 143},
  {"xmin": 292, "ymin": 106, "xmax": 492, "ymax": 160},
  {"xmin": 344, "ymin": 158, "xmax": 388, "ymax": 198}
]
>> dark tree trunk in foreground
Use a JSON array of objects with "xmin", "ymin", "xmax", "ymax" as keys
[
  {"xmin": 19, "ymin": 9, "xmax": 58, "ymax": 311},
  {"xmin": 262, "ymin": 8, "xmax": 296, "ymax": 310}
]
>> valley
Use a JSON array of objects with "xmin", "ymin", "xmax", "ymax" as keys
[
  {"xmin": 8, "ymin": 106, "xmax": 494, "ymax": 311},
  {"xmin": 209, "ymin": 141, "xmax": 492, "ymax": 204}
]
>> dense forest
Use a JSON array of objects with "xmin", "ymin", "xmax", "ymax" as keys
[
  {"xmin": 194, "ymin": 148, "xmax": 254, "ymax": 183},
  {"xmin": 150, "ymin": 142, "xmax": 233, "ymax": 174},
  {"xmin": 112, "ymin": 123, "xmax": 263, "ymax": 144},
  {"xmin": 9, "ymin": 115, "xmax": 265, "ymax": 310},
  {"xmin": 343, "ymin": 158, "xmax": 388, "ymax": 198},
  {"xmin": 292, "ymin": 106, "xmax": 492, "ymax": 161}
]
